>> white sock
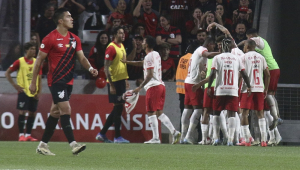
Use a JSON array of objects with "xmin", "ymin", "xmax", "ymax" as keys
[
  {"xmin": 181, "ymin": 109, "xmax": 193, "ymax": 140},
  {"xmin": 258, "ymin": 118, "xmax": 267, "ymax": 142},
  {"xmin": 185, "ymin": 109, "xmax": 202, "ymax": 139},
  {"xmin": 213, "ymin": 116, "xmax": 220, "ymax": 140},
  {"xmin": 70, "ymin": 141, "xmax": 77, "ymax": 147},
  {"xmin": 158, "ymin": 113, "xmax": 176, "ymax": 135},
  {"xmin": 228, "ymin": 117, "xmax": 236, "ymax": 143},
  {"xmin": 266, "ymin": 95, "xmax": 278, "ymax": 120},
  {"xmin": 264, "ymin": 111, "xmax": 270, "ymax": 138},
  {"xmin": 253, "ymin": 115, "xmax": 260, "ymax": 142},
  {"xmin": 148, "ymin": 115, "xmax": 159, "ymax": 139},
  {"xmin": 19, "ymin": 133, "xmax": 24, "ymax": 137},
  {"xmin": 25, "ymin": 133, "xmax": 31, "ymax": 137},
  {"xmin": 208, "ymin": 115, "xmax": 213, "ymax": 138},
  {"xmin": 235, "ymin": 112, "xmax": 240, "ymax": 142},
  {"xmin": 242, "ymin": 125, "xmax": 250, "ymax": 142},
  {"xmin": 274, "ymin": 127, "xmax": 281, "ymax": 139},
  {"xmin": 39, "ymin": 141, "xmax": 46, "ymax": 146},
  {"xmin": 220, "ymin": 112, "xmax": 228, "ymax": 138},
  {"xmin": 201, "ymin": 124, "xmax": 208, "ymax": 142}
]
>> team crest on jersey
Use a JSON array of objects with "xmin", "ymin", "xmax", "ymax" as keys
[
  {"xmin": 71, "ymin": 41, "xmax": 76, "ymax": 49},
  {"xmin": 58, "ymin": 90, "xmax": 65, "ymax": 99},
  {"xmin": 19, "ymin": 102, "xmax": 25, "ymax": 108}
]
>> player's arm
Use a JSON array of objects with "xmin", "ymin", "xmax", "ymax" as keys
[
  {"xmin": 240, "ymin": 70, "xmax": 251, "ymax": 95},
  {"xmin": 202, "ymin": 51, "xmax": 220, "ymax": 59},
  {"xmin": 237, "ymin": 40, "xmax": 246, "ymax": 47},
  {"xmin": 122, "ymin": 60, "xmax": 144, "ymax": 67},
  {"xmin": 35, "ymin": 75, "xmax": 42, "ymax": 99},
  {"xmin": 127, "ymin": 39, "xmax": 137, "ymax": 61},
  {"xmin": 206, "ymin": 69, "xmax": 216, "ymax": 97},
  {"xmin": 104, "ymin": 59, "xmax": 116, "ymax": 93},
  {"xmin": 29, "ymin": 51, "xmax": 48, "ymax": 94},
  {"xmin": 76, "ymin": 50, "xmax": 98, "ymax": 77},
  {"xmin": 133, "ymin": 68, "xmax": 153, "ymax": 94},
  {"xmin": 5, "ymin": 67, "xmax": 24, "ymax": 93},
  {"xmin": 263, "ymin": 68, "xmax": 270, "ymax": 98}
]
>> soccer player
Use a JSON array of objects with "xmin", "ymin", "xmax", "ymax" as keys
[
  {"xmin": 95, "ymin": 26, "xmax": 130, "ymax": 143},
  {"xmin": 5, "ymin": 42, "xmax": 41, "ymax": 142},
  {"xmin": 181, "ymin": 37, "xmax": 220, "ymax": 144},
  {"xmin": 240, "ymin": 28, "xmax": 281, "ymax": 130},
  {"xmin": 124, "ymin": 36, "xmax": 181, "ymax": 144},
  {"xmin": 239, "ymin": 39, "xmax": 270, "ymax": 147},
  {"xmin": 207, "ymin": 38, "xmax": 251, "ymax": 146},
  {"xmin": 29, "ymin": 8, "xmax": 98, "ymax": 156}
]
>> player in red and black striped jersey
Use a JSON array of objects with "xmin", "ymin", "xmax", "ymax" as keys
[{"xmin": 29, "ymin": 8, "xmax": 98, "ymax": 156}]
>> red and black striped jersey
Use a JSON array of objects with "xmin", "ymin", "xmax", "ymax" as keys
[
  {"xmin": 40, "ymin": 29, "xmax": 82, "ymax": 86},
  {"xmin": 156, "ymin": 26, "xmax": 181, "ymax": 58}
]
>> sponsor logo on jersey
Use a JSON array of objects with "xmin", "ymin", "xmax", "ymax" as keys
[
  {"xmin": 40, "ymin": 44, "xmax": 45, "ymax": 48},
  {"xmin": 170, "ymin": 5, "xmax": 188, "ymax": 10},
  {"xmin": 58, "ymin": 90, "xmax": 65, "ymax": 99},
  {"xmin": 58, "ymin": 43, "xmax": 63, "ymax": 48},
  {"xmin": 57, "ymin": 38, "xmax": 63, "ymax": 40}
]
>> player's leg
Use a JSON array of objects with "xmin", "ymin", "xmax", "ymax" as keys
[
  {"xmin": 199, "ymin": 87, "xmax": 213, "ymax": 145},
  {"xmin": 234, "ymin": 112, "xmax": 241, "ymax": 145},
  {"xmin": 144, "ymin": 110, "xmax": 161, "ymax": 144},
  {"xmin": 156, "ymin": 85, "xmax": 181, "ymax": 144},
  {"xmin": 25, "ymin": 97, "xmax": 39, "ymax": 141},
  {"xmin": 225, "ymin": 96, "xmax": 239, "ymax": 146},
  {"xmin": 239, "ymin": 93, "xmax": 253, "ymax": 146},
  {"xmin": 220, "ymin": 110, "xmax": 228, "ymax": 145},
  {"xmin": 16, "ymin": 92, "xmax": 28, "ymax": 141},
  {"xmin": 180, "ymin": 105, "xmax": 193, "ymax": 143},
  {"xmin": 184, "ymin": 105, "xmax": 203, "ymax": 144},
  {"xmin": 256, "ymin": 110, "xmax": 267, "ymax": 147}
]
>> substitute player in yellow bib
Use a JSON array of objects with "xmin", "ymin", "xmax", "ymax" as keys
[{"xmin": 5, "ymin": 42, "xmax": 42, "ymax": 142}]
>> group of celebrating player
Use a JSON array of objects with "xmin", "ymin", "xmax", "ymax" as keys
[
  {"xmin": 179, "ymin": 22, "xmax": 282, "ymax": 147},
  {"xmin": 6, "ymin": 7, "xmax": 282, "ymax": 156}
]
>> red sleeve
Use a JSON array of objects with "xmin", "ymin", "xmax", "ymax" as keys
[
  {"xmin": 9, "ymin": 59, "xmax": 20, "ymax": 72},
  {"xmin": 39, "ymin": 35, "xmax": 53, "ymax": 54},
  {"xmin": 185, "ymin": 21, "xmax": 195, "ymax": 33},
  {"xmin": 74, "ymin": 35, "xmax": 82, "ymax": 52},
  {"xmin": 89, "ymin": 46, "xmax": 95, "ymax": 58},
  {"xmin": 105, "ymin": 46, "xmax": 116, "ymax": 61}
]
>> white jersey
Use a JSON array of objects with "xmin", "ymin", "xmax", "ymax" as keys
[
  {"xmin": 231, "ymin": 47, "xmax": 244, "ymax": 57},
  {"xmin": 185, "ymin": 46, "xmax": 208, "ymax": 84},
  {"xmin": 143, "ymin": 51, "xmax": 164, "ymax": 91},
  {"xmin": 241, "ymin": 51, "xmax": 268, "ymax": 93},
  {"xmin": 212, "ymin": 52, "xmax": 245, "ymax": 96}
]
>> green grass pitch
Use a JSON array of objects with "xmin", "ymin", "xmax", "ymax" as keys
[{"xmin": 0, "ymin": 141, "xmax": 299, "ymax": 170}]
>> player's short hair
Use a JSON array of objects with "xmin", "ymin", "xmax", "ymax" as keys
[
  {"xmin": 145, "ymin": 35, "xmax": 156, "ymax": 49},
  {"xmin": 112, "ymin": 26, "xmax": 124, "ymax": 36},
  {"xmin": 221, "ymin": 38, "xmax": 233, "ymax": 52},
  {"xmin": 53, "ymin": 8, "xmax": 69, "ymax": 25},
  {"xmin": 24, "ymin": 42, "xmax": 36, "ymax": 52},
  {"xmin": 246, "ymin": 28, "xmax": 258, "ymax": 35},
  {"xmin": 186, "ymin": 41, "xmax": 200, "ymax": 54},
  {"xmin": 216, "ymin": 35, "xmax": 225, "ymax": 43},
  {"xmin": 203, "ymin": 37, "xmax": 215, "ymax": 46},
  {"xmin": 246, "ymin": 39, "xmax": 256, "ymax": 48}
]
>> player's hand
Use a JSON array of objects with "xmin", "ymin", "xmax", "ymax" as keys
[
  {"xmin": 90, "ymin": 68, "xmax": 98, "ymax": 77},
  {"xmin": 29, "ymin": 83, "xmax": 36, "ymax": 94},
  {"xmin": 207, "ymin": 87, "xmax": 211, "ymax": 97},
  {"xmin": 110, "ymin": 84, "xmax": 116, "ymax": 94},
  {"xmin": 133, "ymin": 87, "xmax": 141, "ymax": 94},
  {"xmin": 207, "ymin": 22, "xmax": 216, "ymax": 32},
  {"xmin": 120, "ymin": 58, "xmax": 127, "ymax": 64},
  {"xmin": 247, "ymin": 87, "xmax": 251, "ymax": 97},
  {"xmin": 13, "ymin": 84, "xmax": 24, "ymax": 93},
  {"xmin": 126, "ymin": 80, "xmax": 130, "ymax": 90},
  {"xmin": 34, "ymin": 92, "xmax": 41, "ymax": 100},
  {"xmin": 192, "ymin": 83, "xmax": 201, "ymax": 92}
]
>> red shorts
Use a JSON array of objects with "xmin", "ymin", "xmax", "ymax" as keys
[
  {"xmin": 146, "ymin": 85, "xmax": 165, "ymax": 112},
  {"xmin": 240, "ymin": 92, "xmax": 264, "ymax": 111},
  {"xmin": 264, "ymin": 99, "xmax": 270, "ymax": 111},
  {"xmin": 184, "ymin": 83, "xmax": 203, "ymax": 107},
  {"xmin": 203, "ymin": 87, "xmax": 214, "ymax": 108},
  {"xmin": 268, "ymin": 69, "xmax": 280, "ymax": 91},
  {"xmin": 213, "ymin": 96, "xmax": 239, "ymax": 112}
]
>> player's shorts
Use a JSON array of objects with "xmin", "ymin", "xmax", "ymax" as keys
[
  {"xmin": 107, "ymin": 79, "xmax": 126, "ymax": 104},
  {"xmin": 213, "ymin": 96, "xmax": 239, "ymax": 112},
  {"xmin": 240, "ymin": 92, "xmax": 264, "ymax": 111},
  {"xmin": 146, "ymin": 84, "xmax": 165, "ymax": 112},
  {"xmin": 203, "ymin": 87, "xmax": 214, "ymax": 108},
  {"xmin": 49, "ymin": 83, "xmax": 73, "ymax": 104},
  {"xmin": 184, "ymin": 83, "xmax": 203, "ymax": 107},
  {"xmin": 268, "ymin": 69, "xmax": 280, "ymax": 91},
  {"xmin": 17, "ymin": 92, "xmax": 39, "ymax": 112}
]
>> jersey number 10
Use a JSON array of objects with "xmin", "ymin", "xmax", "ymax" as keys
[{"xmin": 224, "ymin": 69, "xmax": 234, "ymax": 85}]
